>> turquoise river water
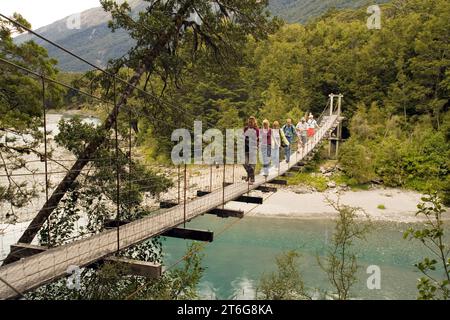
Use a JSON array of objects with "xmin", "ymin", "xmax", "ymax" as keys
[{"xmin": 162, "ymin": 215, "xmax": 448, "ymax": 300}]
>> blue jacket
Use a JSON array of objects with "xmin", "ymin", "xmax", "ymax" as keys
[{"xmin": 282, "ymin": 124, "xmax": 296, "ymax": 140}]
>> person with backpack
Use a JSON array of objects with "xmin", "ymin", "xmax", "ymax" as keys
[{"xmin": 282, "ymin": 118, "xmax": 296, "ymax": 163}]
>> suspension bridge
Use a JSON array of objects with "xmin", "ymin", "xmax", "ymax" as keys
[{"xmin": 0, "ymin": 14, "xmax": 344, "ymax": 299}]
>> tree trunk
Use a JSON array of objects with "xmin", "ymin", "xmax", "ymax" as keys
[
  {"xmin": 2, "ymin": 0, "xmax": 196, "ymax": 265},
  {"xmin": 2, "ymin": 66, "xmax": 146, "ymax": 265}
]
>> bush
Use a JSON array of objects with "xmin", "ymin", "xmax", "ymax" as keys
[
  {"xmin": 338, "ymin": 139, "xmax": 376, "ymax": 184},
  {"xmin": 339, "ymin": 104, "xmax": 450, "ymax": 195}
]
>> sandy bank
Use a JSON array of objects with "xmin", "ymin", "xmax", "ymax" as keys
[{"xmin": 224, "ymin": 188, "xmax": 449, "ymax": 223}]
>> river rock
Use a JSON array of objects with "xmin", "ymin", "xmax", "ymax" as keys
[
  {"xmin": 292, "ymin": 186, "xmax": 313, "ymax": 194},
  {"xmin": 327, "ymin": 181, "xmax": 337, "ymax": 189}
]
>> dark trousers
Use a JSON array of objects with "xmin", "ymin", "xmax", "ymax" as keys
[
  {"xmin": 284, "ymin": 136, "xmax": 294, "ymax": 162},
  {"xmin": 244, "ymin": 152, "xmax": 255, "ymax": 182}
]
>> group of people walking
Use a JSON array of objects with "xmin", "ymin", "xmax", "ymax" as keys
[{"xmin": 243, "ymin": 114, "xmax": 319, "ymax": 184}]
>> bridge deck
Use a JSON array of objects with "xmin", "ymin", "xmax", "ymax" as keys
[{"xmin": 0, "ymin": 115, "xmax": 340, "ymax": 299}]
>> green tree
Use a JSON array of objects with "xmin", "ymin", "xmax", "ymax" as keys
[
  {"xmin": 257, "ymin": 251, "xmax": 310, "ymax": 300},
  {"xmin": 28, "ymin": 243, "xmax": 204, "ymax": 300},
  {"xmin": 404, "ymin": 193, "xmax": 450, "ymax": 300},
  {"xmin": 318, "ymin": 198, "xmax": 371, "ymax": 300},
  {"xmin": 0, "ymin": 14, "xmax": 62, "ymax": 221}
]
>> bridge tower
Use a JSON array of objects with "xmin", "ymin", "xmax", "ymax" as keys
[{"xmin": 327, "ymin": 93, "xmax": 343, "ymax": 159}]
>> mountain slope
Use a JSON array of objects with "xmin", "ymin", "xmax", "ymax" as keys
[
  {"xmin": 15, "ymin": 0, "xmax": 389, "ymax": 71},
  {"xmin": 269, "ymin": 0, "xmax": 389, "ymax": 23}
]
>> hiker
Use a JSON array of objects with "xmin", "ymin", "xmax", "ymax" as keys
[
  {"xmin": 307, "ymin": 113, "xmax": 318, "ymax": 138},
  {"xmin": 243, "ymin": 116, "xmax": 259, "ymax": 184},
  {"xmin": 296, "ymin": 117, "xmax": 308, "ymax": 150},
  {"xmin": 271, "ymin": 121, "xmax": 289, "ymax": 171},
  {"xmin": 260, "ymin": 119, "xmax": 272, "ymax": 177},
  {"xmin": 282, "ymin": 118, "xmax": 296, "ymax": 163}
]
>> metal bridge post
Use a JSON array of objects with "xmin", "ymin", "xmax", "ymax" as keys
[
  {"xmin": 335, "ymin": 94, "xmax": 344, "ymax": 158},
  {"xmin": 177, "ymin": 165, "xmax": 181, "ymax": 204},
  {"xmin": 222, "ymin": 164, "xmax": 226, "ymax": 209},
  {"xmin": 209, "ymin": 164, "xmax": 213, "ymax": 192},
  {"xmin": 328, "ymin": 94, "xmax": 335, "ymax": 158},
  {"xmin": 114, "ymin": 77, "xmax": 120, "ymax": 253},
  {"xmin": 41, "ymin": 77, "xmax": 51, "ymax": 247},
  {"xmin": 232, "ymin": 163, "xmax": 235, "ymax": 184},
  {"xmin": 183, "ymin": 163, "xmax": 187, "ymax": 228},
  {"xmin": 128, "ymin": 108, "xmax": 132, "ymax": 217}
]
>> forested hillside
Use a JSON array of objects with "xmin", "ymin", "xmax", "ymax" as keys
[
  {"xmin": 14, "ymin": 0, "xmax": 389, "ymax": 71},
  {"xmin": 123, "ymin": 0, "xmax": 447, "ymax": 200},
  {"xmin": 269, "ymin": 0, "xmax": 389, "ymax": 23}
]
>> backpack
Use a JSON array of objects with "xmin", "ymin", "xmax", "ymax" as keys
[{"xmin": 283, "ymin": 125, "xmax": 295, "ymax": 138}]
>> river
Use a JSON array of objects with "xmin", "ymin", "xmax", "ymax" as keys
[{"xmin": 162, "ymin": 215, "xmax": 446, "ymax": 300}]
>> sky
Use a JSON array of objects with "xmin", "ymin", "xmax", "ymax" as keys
[{"xmin": 0, "ymin": 0, "xmax": 101, "ymax": 29}]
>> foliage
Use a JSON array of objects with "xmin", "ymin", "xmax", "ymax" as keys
[
  {"xmin": 318, "ymin": 198, "xmax": 371, "ymax": 300},
  {"xmin": 257, "ymin": 250, "xmax": 310, "ymax": 300},
  {"xmin": 339, "ymin": 104, "xmax": 450, "ymax": 193},
  {"xmin": 13, "ymin": 1, "xmax": 386, "ymax": 71},
  {"xmin": 28, "ymin": 242, "xmax": 204, "ymax": 300},
  {"xmin": 404, "ymin": 193, "xmax": 450, "ymax": 300},
  {"xmin": 269, "ymin": 0, "xmax": 390, "ymax": 24},
  {"xmin": 0, "ymin": 14, "xmax": 63, "ymax": 220}
]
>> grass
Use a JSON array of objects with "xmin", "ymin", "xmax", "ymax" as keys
[
  {"xmin": 333, "ymin": 173, "xmax": 371, "ymax": 191},
  {"xmin": 287, "ymin": 172, "xmax": 328, "ymax": 192},
  {"xmin": 377, "ymin": 204, "xmax": 386, "ymax": 210}
]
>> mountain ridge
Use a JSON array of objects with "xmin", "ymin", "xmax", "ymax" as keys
[{"xmin": 15, "ymin": 0, "xmax": 389, "ymax": 71}]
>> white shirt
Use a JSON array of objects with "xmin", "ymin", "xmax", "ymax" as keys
[
  {"xmin": 272, "ymin": 129, "xmax": 281, "ymax": 147},
  {"xmin": 296, "ymin": 122, "xmax": 308, "ymax": 135},
  {"xmin": 307, "ymin": 119, "xmax": 318, "ymax": 129}
]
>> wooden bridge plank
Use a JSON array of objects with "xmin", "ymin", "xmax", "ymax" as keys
[
  {"xmin": 256, "ymin": 186, "xmax": 278, "ymax": 193},
  {"xmin": 104, "ymin": 257, "xmax": 162, "ymax": 279},
  {"xmin": 207, "ymin": 208, "xmax": 244, "ymax": 219},
  {"xmin": 233, "ymin": 195, "xmax": 263, "ymax": 204},
  {"xmin": 162, "ymin": 228, "xmax": 214, "ymax": 242},
  {"xmin": 9, "ymin": 244, "xmax": 48, "ymax": 260}
]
